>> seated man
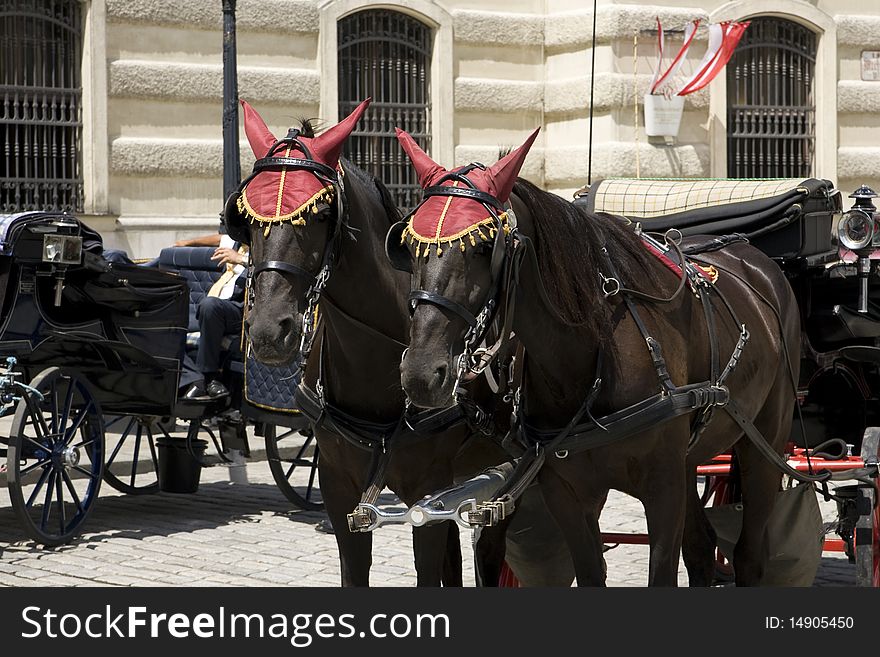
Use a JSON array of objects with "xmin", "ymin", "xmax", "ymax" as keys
[{"xmin": 179, "ymin": 231, "xmax": 249, "ymax": 401}]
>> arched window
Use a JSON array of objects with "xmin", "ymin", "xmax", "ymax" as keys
[
  {"xmin": 1, "ymin": 0, "xmax": 83, "ymax": 213},
  {"xmin": 338, "ymin": 9, "xmax": 432, "ymax": 209},
  {"xmin": 727, "ymin": 18, "xmax": 816, "ymax": 179}
]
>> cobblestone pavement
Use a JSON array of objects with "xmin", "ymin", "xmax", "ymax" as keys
[{"xmin": 0, "ymin": 454, "xmax": 857, "ymax": 587}]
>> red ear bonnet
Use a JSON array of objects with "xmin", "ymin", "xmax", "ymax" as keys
[
  {"xmin": 395, "ymin": 127, "xmax": 539, "ymax": 256},
  {"xmin": 237, "ymin": 98, "xmax": 371, "ymax": 234}
]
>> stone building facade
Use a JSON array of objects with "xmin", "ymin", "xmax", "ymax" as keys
[{"xmin": 3, "ymin": 0, "xmax": 880, "ymax": 256}]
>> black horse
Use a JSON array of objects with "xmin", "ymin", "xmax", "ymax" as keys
[
  {"xmin": 390, "ymin": 128, "xmax": 802, "ymax": 586},
  {"xmin": 225, "ymin": 101, "xmax": 570, "ymax": 586}
]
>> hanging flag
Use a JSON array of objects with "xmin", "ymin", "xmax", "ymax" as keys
[
  {"xmin": 648, "ymin": 17, "xmax": 665, "ymax": 95},
  {"xmin": 676, "ymin": 21, "xmax": 749, "ymax": 96},
  {"xmin": 651, "ymin": 19, "xmax": 701, "ymax": 96}
]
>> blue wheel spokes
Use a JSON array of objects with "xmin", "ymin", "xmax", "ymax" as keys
[
  {"xmin": 105, "ymin": 417, "xmax": 136, "ymax": 468},
  {"xmin": 61, "ymin": 470, "xmax": 84, "ymax": 516},
  {"xmin": 130, "ymin": 424, "xmax": 142, "ymax": 487},
  {"xmin": 25, "ymin": 465, "xmax": 52, "ymax": 508},
  {"xmin": 58, "ymin": 376, "xmax": 75, "ymax": 440},
  {"xmin": 54, "ymin": 472, "xmax": 66, "ymax": 534},
  {"xmin": 62, "ymin": 399, "xmax": 93, "ymax": 446},
  {"xmin": 39, "ymin": 470, "xmax": 56, "ymax": 531}
]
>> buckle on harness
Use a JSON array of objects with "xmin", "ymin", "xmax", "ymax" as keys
[
  {"xmin": 689, "ymin": 385, "xmax": 729, "ymax": 409},
  {"xmin": 467, "ymin": 495, "xmax": 516, "ymax": 527}
]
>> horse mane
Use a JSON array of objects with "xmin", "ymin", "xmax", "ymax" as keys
[{"xmin": 511, "ymin": 178, "xmax": 655, "ymax": 339}]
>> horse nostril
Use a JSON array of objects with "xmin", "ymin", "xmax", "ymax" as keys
[
  {"xmin": 279, "ymin": 316, "xmax": 293, "ymax": 338},
  {"xmin": 433, "ymin": 362, "xmax": 448, "ymax": 386}
]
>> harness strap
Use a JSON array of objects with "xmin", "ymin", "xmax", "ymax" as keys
[
  {"xmin": 536, "ymin": 383, "xmax": 726, "ymax": 453},
  {"xmin": 409, "ymin": 290, "xmax": 478, "ymax": 327},
  {"xmin": 252, "ymin": 260, "xmax": 315, "ymax": 281},
  {"xmin": 723, "ymin": 398, "xmax": 832, "ymax": 484}
]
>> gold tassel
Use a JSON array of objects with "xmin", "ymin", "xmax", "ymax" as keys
[
  {"xmin": 459, "ymin": 238, "xmax": 465, "ymax": 252},
  {"xmin": 437, "ymin": 243, "xmax": 443, "ymax": 256},
  {"xmin": 264, "ymin": 223, "xmax": 271, "ymax": 237},
  {"xmin": 415, "ymin": 242, "xmax": 421, "ymax": 258},
  {"xmin": 469, "ymin": 233, "xmax": 476, "ymax": 247},
  {"xmin": 479, "ymin": 229, "xmax": 488, "ymax": 241}
]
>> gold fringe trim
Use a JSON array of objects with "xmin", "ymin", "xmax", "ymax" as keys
[
  {"xmin": 238, "ymin": 185, "xmax": 335, "ymax": 237},
  {"xmin": 403, "ymin": 212, "xmax": 509, "ymax": 258}
]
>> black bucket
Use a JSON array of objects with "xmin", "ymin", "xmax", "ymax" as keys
[{"xmin": 157, "ymin": 437, "xmax": 207, "ymax": 493}]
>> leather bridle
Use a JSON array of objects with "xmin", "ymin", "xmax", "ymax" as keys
[{"xmin": 234, "ymin": 129, "xmax": 348, "ymax": 361}]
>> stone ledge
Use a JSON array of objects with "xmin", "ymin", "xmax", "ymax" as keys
[
  {"xmin": 454, "ymin": 78, "xmax": 543, "ymax": 113},
  {"xmin": 111, "ymin": 138, "xmax": 249, "ymax": 176},
  {"xmin": 452, "ymin": 10, "xmax": 543, "ymax": 46},
  {"xmin": 109, "ymin": 60, "xmax": 320, "ymax": 105},
  {"xmin": 836, "ymin": 15, "xmax": 880, "ymax": 49},
  {"xmin": 546, "ymin": 5, "xmax": 708, "ymax": 49},
  {"xmin": 545, "ymin": 74, "xmax": 709, "ymax": 114},
  {"xmin": 838, "ymin": 80, "xmax": 880, "ymax": 114},
  {"xmin": 106, "ymin": 0, "xmax": 318, "ymax": 34},
  {"xmin": 838, "ymin": 147, "xmax": 880, "ymax": 179},
  {"xmin": 545, "ymin": 142, "xmax": 710, "ymax": 184}
]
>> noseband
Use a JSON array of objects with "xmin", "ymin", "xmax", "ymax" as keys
[{"xmin": 237, "ymin": 129, "xmax": 349, "ymax": 361}]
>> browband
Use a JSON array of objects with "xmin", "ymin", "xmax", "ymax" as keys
[
  {"xmin": 253, "ymin": 157, "xmax": 338, "ymax": 182},
  {"xmin": 422, "ymin": 185, "xmax": 505, "ymax": 211}
]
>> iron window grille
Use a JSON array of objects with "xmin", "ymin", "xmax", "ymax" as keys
[
  {"xmin": 338, "ymin": 9, "xmax": 432, "ymax": 211},
  {"xmin": 727, "ymin": 17, "xmax": 816, "ymax": 179},
  {"xmin": 1, "ymin": 0, "xmax": 83, "ymax": 213}
]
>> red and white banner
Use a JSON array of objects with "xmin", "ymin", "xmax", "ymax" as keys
[
  {"xmin": 650, "ymin": 18, "xmax": 701, "ymax": 96},
  {"xmin": 676, "ymin": 21, "xmax": 750, "ymax": 96}
]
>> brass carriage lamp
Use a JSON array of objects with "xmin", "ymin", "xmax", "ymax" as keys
[{"xmin": 838, "ymin": 185, "xmax": 879, "ymax": 313}]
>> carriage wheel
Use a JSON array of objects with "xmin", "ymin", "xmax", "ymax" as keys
[
  {"xmin": 855, "ymin": 427, "xmax": 880, "ymax": 587},
  {"xmin": 99, "ymin": 415, "xmax": 160, "ymax": 495},
  {"xmin": 265, "ymin": 424, "xmax": 322, "ymax": 511},
  {"xmin": 6, "ymin": 367, "xmax": 104, "ymax": 546}
]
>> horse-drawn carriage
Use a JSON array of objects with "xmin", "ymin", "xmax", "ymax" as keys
[
  {"xmin": 379, "ymin": 126, "xmax": 880, "ymax": 587},
  {"xmin": 0, "ymin": 210, "xmax": 320, "ymax": 546}
]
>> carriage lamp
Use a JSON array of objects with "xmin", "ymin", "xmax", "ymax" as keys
[
  {"xmin": 42, "ymin": 234, "xmax": 82, "ymax": 265},
  {"xmin": 839, "ymin": 186, "xmax": 879, "ymax": 313}
]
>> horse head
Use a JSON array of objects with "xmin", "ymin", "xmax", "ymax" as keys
[
  {"xmin": 388, "ymin": 127, "xmax": 539, "ymax": 408},
  {"xmin": 223, "ymin": 98, "xmax": 371, "ymax": 366}
]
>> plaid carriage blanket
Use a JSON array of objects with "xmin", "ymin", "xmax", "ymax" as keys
[{"xmin": 584, "ymin": 178, "xmax": 811, "ymax": 219}]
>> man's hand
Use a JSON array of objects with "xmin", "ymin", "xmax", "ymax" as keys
[{"xmin": 211, "ymin": 247, "xmax": 247, "ymax": 267}]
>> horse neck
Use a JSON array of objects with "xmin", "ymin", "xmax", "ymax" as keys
[
  {"xmin": 316, "ymin": 176, "xmax": 409, "ymax": 416},
  {"xmin": 508, "ymin": 207, "xmax": 604, "ymax": 424}
]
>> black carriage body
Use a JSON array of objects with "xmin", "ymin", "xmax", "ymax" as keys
[
  {"xmin": 579, "ymin": 177, "xmax": 840, "ymax": 260},
  {"xmin": 0, "ymin": 212, "xmax": 188, "ymax": 415}
]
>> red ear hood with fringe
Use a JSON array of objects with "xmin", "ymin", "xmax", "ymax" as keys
[
  {"xmin": 395, "ymin": 127, "xmax": 539, "ymax": 255},
  {"xmin": 238, "ymin": 98, "xmax": 371, "ymax": 230}
]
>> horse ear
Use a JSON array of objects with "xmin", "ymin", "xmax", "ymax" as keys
[
  {"xmin": 311, "ymin": 97, "xmax": 372, "ymax": 166},
  {"xmin": 486, "ymin": 127, "xmax": 540, "ymax": 202},
  {"xmin": 240, "ymin": 99, "xmax": 276, "ymax": 157},
  {"xmin": 396, "ymin": 128, "xmax": 447, "ymax": 188}
]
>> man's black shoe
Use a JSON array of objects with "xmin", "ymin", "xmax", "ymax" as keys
[
  {"xmin": 206, "ymin": 380, "xmax": 230, "ymax": 398},
  {"xmin": 182, "ymin": 382, "xmax": 210, "ymax": 401}
]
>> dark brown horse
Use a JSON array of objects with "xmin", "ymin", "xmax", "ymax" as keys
[
  {"xmin": 224, "ymin": 101, "xmax": 570, "ymax": 586},
  {"xmin": 390, "ymin": 129, "xmax": 801, "ymax": 586}
]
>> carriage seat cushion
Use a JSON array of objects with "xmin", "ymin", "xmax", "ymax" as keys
[{"xmin": 157, "ymin": 246, "xmax": 224, "ymax": 332}]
